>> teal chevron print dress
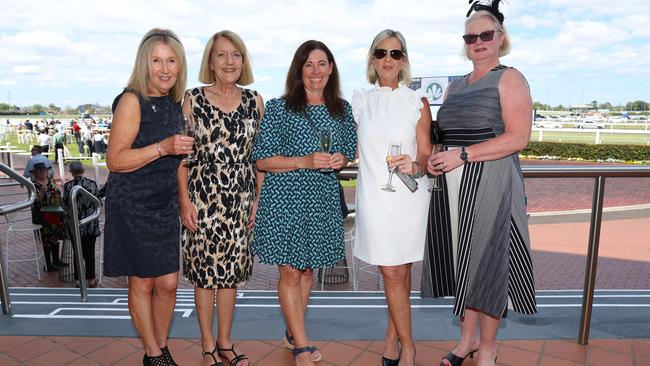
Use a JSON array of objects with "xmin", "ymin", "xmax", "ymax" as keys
[{"xmin": 251, "ymin": 98, "xmax": 357, "ymax": 269}]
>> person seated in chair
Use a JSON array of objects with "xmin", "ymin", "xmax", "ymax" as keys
[{"xmin": 62, "ymin": 161, "xmax": 100, "ymax": 288}]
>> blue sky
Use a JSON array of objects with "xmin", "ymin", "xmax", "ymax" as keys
[{"xmin": 1, "ymin": 0, "xmax": 649, "ymax": 109}]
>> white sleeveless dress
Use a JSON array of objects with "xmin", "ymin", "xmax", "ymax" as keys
[{"xmin": 352, "ymin": 85, "xmax": 431, "ymax": 266}]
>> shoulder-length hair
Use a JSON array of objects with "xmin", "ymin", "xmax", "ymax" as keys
[
  {"xmin": 198, "ymin": 30, "xmax": 254, "ymax": 86},
  {"xmin": 283, "ymin": 40, "xmax": 344, "ymax": 118},
  {"xmin": 464, "ymin": 10, "xmax": 511, "ymax": 57},
  {"xmin": 126, "ymin": 28, "xmax": 187, "ymax": 103},
  {"xmin": 366, "ymin": 29, "xmax": 412, "ymax": 85}
]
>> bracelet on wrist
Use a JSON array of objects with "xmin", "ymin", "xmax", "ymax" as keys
[
  {"xmin": 412, "ymin": 161, "xmax": 425, "ymax": 178},
  {"xmin": 157, "ymin": 142, "xmax": 162, "ymax": 157}
]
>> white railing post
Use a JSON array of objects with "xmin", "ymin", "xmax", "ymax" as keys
[
  {"xmin": 92, "ymin": 153, "xmax": 100, "ymax": 183},
  {"xmin": 57, "ymin": 148, "xmax": 65, "ymax": 183}
]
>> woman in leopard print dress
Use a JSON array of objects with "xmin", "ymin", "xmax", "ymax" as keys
[{"xmin": 179, "ymin": 31, "xmax": 263, "ymax": 366}]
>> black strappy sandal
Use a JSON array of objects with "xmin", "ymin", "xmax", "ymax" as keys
[
  {"xmin": 439, "ymin": 349, "xmax": 478, "ymax": 366},
  {"xmin": 217, "ymin": 344, "xmax": 249, "ymax": 366},
  {"xmin": 292, "ymin": 345, "xmax": 313, "ymax": 361},
  {"xmin": 160, "ymin": 346, "xmax": 178, "ymax": 366},
  {"xmin": 202, "ymin": 346, "xmax": 225, "ymax": 366},
  {"xmin": 283, "ymin": 328, "xmax": 322, "ymax": 362}
]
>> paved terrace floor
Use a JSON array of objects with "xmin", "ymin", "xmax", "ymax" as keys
[{"xmin": 1, "ymin": 155, "xmax": 649, "ymax": 365}]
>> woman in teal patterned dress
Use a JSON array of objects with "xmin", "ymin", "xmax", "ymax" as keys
[{"xmin": 251, "ymin": 40, "xmax": 356, "ymax": 366}]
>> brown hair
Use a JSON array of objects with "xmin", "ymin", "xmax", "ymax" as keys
[{"xmin": 283, "ymin": 40, "xmax": 344, "ymax": 118}]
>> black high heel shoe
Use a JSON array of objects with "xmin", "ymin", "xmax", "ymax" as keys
[
  {"xmin": 217, "ymin": 344, "xmax": 248, "ymax": 366},
  {"xmin": 381, "ymin": 355, "xmax": 400, "ymax": 366},
  {"xmin": 202, "ymin": 346, "xmax": 225, "ymax": 366},
  {"xmin": 439, "ymin": 348, "xmax": 478, "ymax": 366},
  {"xmin": 142, "ymin": 353, "xmax": 167, "ymax": 366},
  {"xmin": 161, "ymin": 346, "xmax": 178, "ymax": 366}
]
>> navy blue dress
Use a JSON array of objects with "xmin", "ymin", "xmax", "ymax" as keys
[{"xmin": 103, "ymin": 90, "xmax": 183, "ymax": 277}]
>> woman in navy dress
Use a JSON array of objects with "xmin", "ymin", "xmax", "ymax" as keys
[{"xmin": 103, "ymin": 28, "xmax": 193, "ymax": 366}]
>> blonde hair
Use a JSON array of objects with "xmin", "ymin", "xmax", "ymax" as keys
[
  {"xmin": 464, "ymin": 11, "xmax": 511, "ymax": 57},
  {"xmin": 365, "ymin": 29, "xmax": 412, "ymax": 85},
  {"xmin": 198, "ymin": 30, "xmax": 254, "ymax": 86},
  {"xmin": 126, "ymin": 28, "xmax": 187, "ymax": 103}
]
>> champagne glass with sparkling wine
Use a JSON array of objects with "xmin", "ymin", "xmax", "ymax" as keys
[
  {"xmin": 181, "ymin": 114, "xmax": 196, "ymax": 161},
  {"xmin": 319, "ymin": 127, "xmax": 333, "ymax": 172},
  {"xmin": 430, "ymin": 121, "xmax": 444, "ymax": 192},
  {"xmin": 381, "ymin": 142, "xmax": 402, "ymax": 192}
]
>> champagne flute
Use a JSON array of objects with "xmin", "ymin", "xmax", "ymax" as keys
[
  {"xmin": 319, "ymin": 127, "xmax": 333, "ymax": 172},
  {"xmin": 181, "ymin": 114, "xmax": 196, "ymax": 161},
  {"xmin": 381, "ymin": 142, "xmax": 402, "ymax": 192},
  {"xmin": 430, "ymin": 121, "xmax": 444, "ymax": 192}
]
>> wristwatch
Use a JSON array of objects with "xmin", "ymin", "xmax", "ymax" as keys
[{"xmin": 460, "ymin": 147, "xmax": 469, "ymax": 164}]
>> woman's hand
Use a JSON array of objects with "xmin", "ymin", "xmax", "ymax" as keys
[
  {"xmin": 160, "ymin": 134, "xmax": 194, "ymax": 156},
  {"xmin": 180, "ymin": 199, "xmax": 198, "ymax": 232},
  {"xmin": 303, "ymin": 152, "xmax": 331, "ymax": 170},
  {"xmin": 329, "ymin": 152, "xmax": 348, "ymax": 170},
  {"xmin": 428, "ymin": 150, "xmax": 463, "ymax": 174},
  {"xmin": 247, "ymin": 199, "xmax": 259, "ymax": 230},
  {"xmin": 388, "ymin": 154, "xmax": 414, "ymax": 175}
]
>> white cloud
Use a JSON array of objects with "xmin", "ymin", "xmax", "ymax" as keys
[{"xmin": 0, "ymin": 0, "xmax": 648, "ymax": 106}]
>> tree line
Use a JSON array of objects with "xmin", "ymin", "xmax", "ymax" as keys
[
  {"xmin": 533, "ymin": 100, "xmax": 649, "ymax": 112},
  {"xmin": 0, "ymin": 103, "xmax": 112, "ymax": 115}
]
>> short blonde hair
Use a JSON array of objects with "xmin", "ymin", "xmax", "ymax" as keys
[
  {"xmin": 198, "ymin": 30, "xmax": 254, "ymax": 86},
  {"xmin": 126, "ymin": 28, "xmax": 187, "ymax": 103},
  {"xmin": 365, "ymin": 29, "xmax": 412, "ymax": 85},
  {"xmin": 464, "ymin": 11, "xmax": 511, "ymax": 57}
]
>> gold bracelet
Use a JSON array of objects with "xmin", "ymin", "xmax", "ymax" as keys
[{"xmin": 157, "ymin": 142, "xmax": 162, "ymax": 157}]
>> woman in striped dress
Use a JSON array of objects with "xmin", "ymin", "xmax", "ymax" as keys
[{"xmin": 421, "ymin": 3, "xmax": 537, "ymax": 366}]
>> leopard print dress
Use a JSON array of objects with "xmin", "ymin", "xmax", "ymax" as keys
[{"xmin": 182, "ymin": 87, "xmax": 259, "ymax": 289}]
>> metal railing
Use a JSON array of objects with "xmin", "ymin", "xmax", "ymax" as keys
[
  {"xmin": 0, "ymin": 162, "xmax": 37, "ymax": 314},
  {"xmin": 340, "ymin": 164, "xmax": 650, "ymax": 345},
  {"xmin": 69, "ymin": 185, "xmax": 102, "ymax": 302}
]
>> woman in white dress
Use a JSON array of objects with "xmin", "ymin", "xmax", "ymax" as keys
[{"xmin": 352, "ymin": 29, "xmax": 432, "ymax": 366}]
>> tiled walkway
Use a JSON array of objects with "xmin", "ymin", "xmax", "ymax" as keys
[{"xmin": 1, "ymin": 336, "xmax": 650, "ymax": 365}]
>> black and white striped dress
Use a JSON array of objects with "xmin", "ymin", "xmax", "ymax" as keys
[{"xmin": 420, "ymin": 66, "xmax": 537, "ymax": 317}]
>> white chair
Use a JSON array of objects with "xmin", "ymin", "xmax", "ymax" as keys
[{"xmin": 4, "ymin": 213, "xmax": 44, "ymax": 280}]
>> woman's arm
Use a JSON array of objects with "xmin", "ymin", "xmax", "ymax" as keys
[
  {"xmin": 465, "ymin": 69, "xmax": 532, "ymax": 161},
  {"xmin": 390, "ymin": 97, "xmax": 433, "ymax": 176},
  {"xmin": 429, "ymin": 69, "xmax": 532, "ymax": 172},
  {"xmin": 106, "ymin": 92, "xmax": 192, "ymax": 173},
  {"xmin": 256, "ymin": 153, "xmax": 331, "ymax": 173}
]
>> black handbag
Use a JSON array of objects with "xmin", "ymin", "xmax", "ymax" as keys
[{"xmin": 339, "ymin": 182, "xmax": 349, "ymax": 219}]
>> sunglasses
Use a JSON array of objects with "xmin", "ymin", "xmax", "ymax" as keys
[
  {"xmin": 373, "ymin": 48, "xmax": 405, "ymax": 60},
  {"xmin": 462, "ymin": 30, "xmax": 502, "ymax": 45}
]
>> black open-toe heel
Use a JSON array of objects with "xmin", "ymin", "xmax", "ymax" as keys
[
  {"xmin": 217, "ymin": 344, "xmax": 248, "ymax": 366},
  {"xmin": 202, "ymin": 346, "xmax": 224, "ymax": 366},
  {"xmin": 161, "ymin": 346, "xmax": 178, "ymax": 366},
  {"xmin": 439, "ymin": 348, "xmax": 478, "ymax": 366},
  {"xmin": 143, "ymin": 353, "xmax": 167, "ymax": 366}
]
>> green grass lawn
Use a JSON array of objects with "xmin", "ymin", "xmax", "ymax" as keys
[
  {"xmin": 2, "ymin": 131, "xmax": 103, "ymax": 168},
  {"xmin": 531, "ymin": 130, "xmax": 650, "ymax": 145}
]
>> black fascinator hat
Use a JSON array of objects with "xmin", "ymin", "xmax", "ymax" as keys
[{"xmin": 467, "ymin": 0, "xmax": 505, "ymax": 24}]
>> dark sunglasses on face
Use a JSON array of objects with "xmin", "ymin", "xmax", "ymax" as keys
[
  {"xmin": 373, "ymin": 48, "xmax": 405, "ymax": 60},
  {"xmin": 462, "ymin": 30, "xmax": 502, "ymax": 45}
]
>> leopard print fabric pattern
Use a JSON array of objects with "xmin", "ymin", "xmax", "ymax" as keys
[{"xmin": 182, "ymin": 87, "xmax": 260, "ymax": 289}]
